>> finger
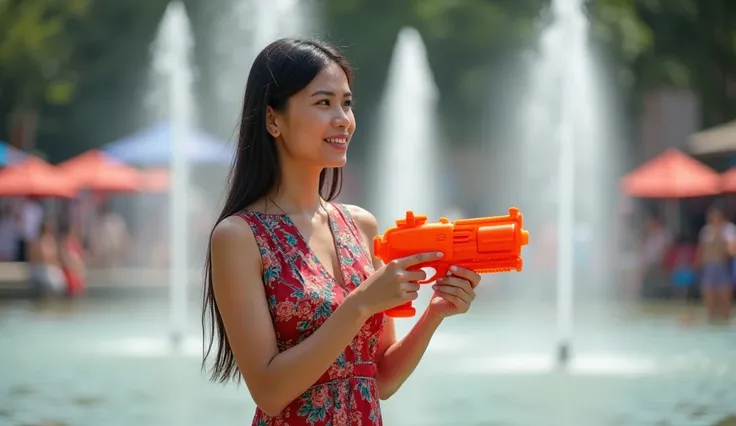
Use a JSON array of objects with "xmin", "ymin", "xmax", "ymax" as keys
[
  {"xmin": 436, "ymin": 277, "xmax": 475, "ymax": 300},
  {"xmin": 433, "ymin": 282, "xmax": 474, "ymax": 304},
  {"xmin": 399, "ymin": 282, "xmax": 421, "ymax": 293},
  {"xmin": 434, "ymin": 291, "xmax": 467, "ymax": 310},
  {"xmin": 398, "ymin": 251, "xmax": 443, "ymax": 268},
  {"xmin": 403, "ymin": 290, "xmax": 419, "ymax": 301},
  {"xmin": 397, "ymin": 268, "xmax": 427, "ymax": 283},
  {"xmin": 448, "ymin": 266, "xmax": 481, "ymax": 288}
]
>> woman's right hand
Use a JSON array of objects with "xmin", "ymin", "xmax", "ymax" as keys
[{"xmin": 349, "ymin": 251, "xmax": 444, "ymax": 316}]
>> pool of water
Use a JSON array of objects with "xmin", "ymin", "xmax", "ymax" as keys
[{"xmin": 1, "ymin": 297, "xmax": 736, "ymax": 426}]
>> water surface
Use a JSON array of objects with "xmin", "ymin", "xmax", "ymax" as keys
[{"xmin": 1, "ymin": 298, "xmax": 735, "ymax": 425}]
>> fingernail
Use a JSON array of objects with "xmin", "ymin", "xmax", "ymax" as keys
[
  {"xmin": 436, "ymin": 252, "xmax": 443, "ymax": 257},
  {"xmin": 432, "ymin": 285, "xmax": 439, "ymax": 290},
  {"xmin": 450, "ymin": 265, "xmax": 458, "ymax": 272}
]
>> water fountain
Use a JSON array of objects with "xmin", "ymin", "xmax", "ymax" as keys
[
  {"xmin": 488, "ymin": 0, "xmax": 623, "ymax": 367},
  {"xmin": 206, "ymin": 0, "xmax": 315, "ymax": 137},
  {"xmin": 371, "ymin": 28, "xmax": 441, "ymax": 230},
  {"xmin": 369, "ymin": 28, "xmax": 441, "ymax": 334},
  {"xmin": 148, "ymin": 1, "xmax": 197, "ymax": 349}
]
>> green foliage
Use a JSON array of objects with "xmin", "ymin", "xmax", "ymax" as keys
[
  {"xmin": 322, "ymin": 0, "xmax": 546, "ymax": 145},
  {"xmin": 0, "ymin": 0, "xmax": 735, "ymax": 160},
  {"xmin": 0, "ymin": 0, "xmax": 89, "ymax": 107}
]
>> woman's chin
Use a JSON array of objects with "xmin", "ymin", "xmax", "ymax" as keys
[{"xmin": 322, "ymin": 154, "xmax": 348, "ymax": 169}]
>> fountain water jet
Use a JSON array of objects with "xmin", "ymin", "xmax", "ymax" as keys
[
  {"xmin": 147, "ymin": 1, "xmax": 197, "ymax": 349},
  {"xmin": 370, "ymin": 28, "xmax": 441, "ymax": 333},
  {"xmin": 371, "ymin": 28, "xmax": 441, "ymax": 230},
  {"xmin": 491, "ymin": 0, "xmax": 623, "ymax": 366},
  {"xmin": 206, "ymin": 0, "xmax": 315, "ymax": 137}
]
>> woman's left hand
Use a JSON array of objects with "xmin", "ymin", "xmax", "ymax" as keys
[{"xmin": 426, "ymin": 266, "xmax": 481, "ymax": 319}]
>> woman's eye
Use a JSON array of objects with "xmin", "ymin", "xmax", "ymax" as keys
[{"xmin": 316, "ymin": 99, "xmax": 330, "ymax": 106}]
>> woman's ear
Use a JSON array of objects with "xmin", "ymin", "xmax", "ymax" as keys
[{"xmin": 265, "ymin": 106, "xmax": 280, "ymax": 138}]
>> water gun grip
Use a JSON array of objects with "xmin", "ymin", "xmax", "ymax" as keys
[
  {"xmin": 384, "ymin": 262, "xmax": 449, "ymax": 318},
  {"xmin": 385, "ymin": 302, "xmax": 417, "ymax": 318}
]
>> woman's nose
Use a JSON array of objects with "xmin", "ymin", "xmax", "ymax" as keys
[{"xmin": 332, "ymin": 109, "xmax": 350, "ymax": 128}]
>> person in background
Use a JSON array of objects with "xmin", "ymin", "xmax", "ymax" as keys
[
  {"xmin": 59, "ymin": 221, "xmax": 86, "ymax": 297},
  {"xmin": 641, "ymin": 215, "xmax": 671, "ymax": 298},
  {"xmin": 667, "ymin": 234, "xmax": 697, "ymax": 302},
  {"xmin": 696, "ymin": 202, "xmax": 736, "ymax": 321},
  {"xmin": 16, "ymin": 197, "xmax": 43, "ymax": 262},
  {"xmin": 89, "ymin": 203, "xmax": 130, "ymax": 267},
  {"xmin": 0, "ymin": 202, "xmax": 18, "ymax": 261},
  {"xmin": 27, "ymin": 220, "xmax": 67, "ymax": 298}
]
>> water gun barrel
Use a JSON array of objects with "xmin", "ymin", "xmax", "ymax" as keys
[{"xmin": 477, "ymin": 223, "xmax": 529, "ymax": 253}]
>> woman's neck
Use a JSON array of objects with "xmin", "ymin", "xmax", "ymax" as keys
[{"xmin": 269, "ymin": 165, "xmax": 325, "ymax": 216}]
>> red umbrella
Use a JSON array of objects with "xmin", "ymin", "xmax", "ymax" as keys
[
  {"xmin": 621, "ymin": 148, "xmax": 720, "ymax": 198},
  {"xmin": 0, "ymin": 156, "xmax": 78, "ymax": 198},
  {"xmin": 58, "ymin": 149, "xmax": 142, "ymax": 193}
]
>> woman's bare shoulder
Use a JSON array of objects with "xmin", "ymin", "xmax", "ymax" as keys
[
  {"xmin": 341, "ymin": 204, "xmax": 379, "ymax": 237},
  {"xmin": 211, "ymin": 215, "xmax": 260, "ymax": 263}
]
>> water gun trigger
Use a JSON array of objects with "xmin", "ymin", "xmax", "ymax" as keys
[{"xmin": 408, "ymin": 263, "xmax": 448, "ymax": 284}]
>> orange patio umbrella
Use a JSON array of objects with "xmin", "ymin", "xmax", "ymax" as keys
[
  {"xmin": 58, "ymin": 149, "xmax": 142, "ymax": 193},
  {"xmin": 0, "ymin": 156, "xmax": 78, "ymax": 198},
  {"xmin": 621, "ymin": 148, "xmax": 721, "ymax": 198},
  {"xmin": 720, "ymin": 167, "xmax": 736, "ymax": 193}
]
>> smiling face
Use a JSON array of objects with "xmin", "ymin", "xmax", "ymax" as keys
[{"xmin": 266, "ymin": 62, "xmax": 356, "ymax": 169}]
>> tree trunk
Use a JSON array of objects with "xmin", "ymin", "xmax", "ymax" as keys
[{"xmin": 8, "ymin": 109, "xmax": 38, "ymax": 151}]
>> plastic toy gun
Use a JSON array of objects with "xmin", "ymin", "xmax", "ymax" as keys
[{"xmin": 373, "ymin": 207, "xmax": 529, "ymax": 318}]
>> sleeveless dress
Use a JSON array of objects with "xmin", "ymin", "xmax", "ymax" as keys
[{"xmin": 237, "ymin": 203, "xmax": 386, "ymax": 426}]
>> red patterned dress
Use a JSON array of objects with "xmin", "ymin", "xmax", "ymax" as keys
[{"xmin": 237, "ymin": 203, "xmax": 386, "ymax": 426}]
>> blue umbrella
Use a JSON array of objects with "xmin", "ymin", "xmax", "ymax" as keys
[
  {"xmin": 0, "ymin": 141, "xmax": 28, "ymax": 166},
  {"xmin": 102, "ymin": 122, "xmax": 235, "ymax": 166}
]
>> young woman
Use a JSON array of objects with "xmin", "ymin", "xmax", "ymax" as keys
[{"xmin": 202, "ymin": 38, "xmax": 480, "ymax": 425}]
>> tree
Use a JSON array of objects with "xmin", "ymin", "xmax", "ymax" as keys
[
  {"xmin": 590, "ymin": 0, "xmax": 736, "ymax": 127},
  {"xmin": 26, "ymin": 0, "xmax": 168, "ymax": 160},
  {"xmin": 0, "ymin": 0, "xmax": 90, "ymax": 149}
]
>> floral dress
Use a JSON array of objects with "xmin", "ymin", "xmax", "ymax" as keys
[{"xmin": 237, "ymin": 203, "xmax": 386, "ymax": 426}]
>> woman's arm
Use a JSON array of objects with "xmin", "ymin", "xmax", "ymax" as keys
[
  {"xmin": 210, "ymin": 216, "xmax": 372, "ymax": 416},
  {"xmin": 347, "ymin": 205, "xmax": 443, "ymax": 400}
]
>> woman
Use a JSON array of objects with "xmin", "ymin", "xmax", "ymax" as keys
[
  {"xmin": 202, "ymin": 38, "xmax": 480, "ymax": 425},
  {"xmin": 696, "ymin": 202, "xmax": 736, "ymax": 321}
]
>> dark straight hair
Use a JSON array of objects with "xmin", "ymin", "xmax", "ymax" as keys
[{"xmin": 201, "ymin": 38, "xmax": 353, "ymax": 383}]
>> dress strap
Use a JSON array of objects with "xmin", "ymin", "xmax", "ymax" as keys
[{"xmin": 329, "ymin": 203, "xmax": 374, "ymax": 265}]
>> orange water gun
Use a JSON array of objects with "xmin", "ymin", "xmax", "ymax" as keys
[{"xmin": 373, "ymin": 207, "xmax": 529, "ymax": 318}]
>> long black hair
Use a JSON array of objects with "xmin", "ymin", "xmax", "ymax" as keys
[{"xmin": 202, "ymin": 38, "xmax": 353, "ymax": 383}]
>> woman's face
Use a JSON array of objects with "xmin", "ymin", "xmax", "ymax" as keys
[{"xmin": 268, "ymin": 62, "xmax": 355, "ymax": 169}]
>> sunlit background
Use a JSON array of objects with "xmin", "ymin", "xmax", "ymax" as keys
[{"xmin": 2, "ymin": 0, "xmax": 736, "ymax": 425}]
